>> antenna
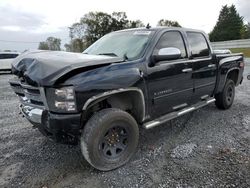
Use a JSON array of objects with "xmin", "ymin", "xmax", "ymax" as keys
[{"xmin": 146, "ymin": 23, "xmax": 151, "ymax": 29}]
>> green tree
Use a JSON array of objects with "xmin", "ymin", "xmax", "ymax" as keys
[
  {"xmin": 69, "ymin": 23, "xmax": 85, "ymax": 40},
  {"xmin": 81, "ymin": 12, "xmax": 114, "ymax": 47},
  {"xmin": 157, "ymin": 19, "xmax": 181, "ymax": 27},
  {"xmin": 128, "ymin": 20, "xmax": 145, "ymax": 28},
  {"xmin": 38, "ymin": 42, "xmax": 49, "ymax": 50},
  {"xmin": 65, "ymin": 11, "xmax": 145, "ymax": 52},
  {"xmin": 64, "ymin": 23, "xmax": 86, "ymax": 52},
  {"xmin": 65, "ymin": 38, "xmax": 87, "ymax": 52},
  {"xmin": 80, "ymin": 11, "xmax": 135, "ymax": 47},
  {"xmin": 209, "ymin": 5, "xmax": 245, "ymax": 42},
  {"xmin": 241, "ymin": 22, "xmax": 250, "ymax": 39},
  {"xmin": 246, "ymin": 23, "xmax": 250, "ymax": 38},
  {"xmin": 38, "ymin": 37, "xmax": 61, "ymax": 51},
  {"xmin": 110, "ymin": 12, "xmax": 129, "ymax": 31}
]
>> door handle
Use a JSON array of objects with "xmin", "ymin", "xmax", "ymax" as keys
[
  {"xmin": 208, "ymin": 64, "xmax": 216, "ymax": 68},
  {"xmin": 182, "ymin": 68, "xmax": 192, "ymax": 73}
]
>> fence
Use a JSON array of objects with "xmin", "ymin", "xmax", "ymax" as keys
[{"xmin": 211, "ymin": 39, "xmax": 250, "ymax": 49}]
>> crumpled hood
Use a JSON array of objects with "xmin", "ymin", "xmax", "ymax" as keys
[{"xmin": 12, "ymin": 50, "xmax": 124, "ymax": 86}]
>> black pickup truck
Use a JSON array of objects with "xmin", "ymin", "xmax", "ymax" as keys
[{"xmin": 10, "ymin": 27, "xmax": 244, "ymax": 171}]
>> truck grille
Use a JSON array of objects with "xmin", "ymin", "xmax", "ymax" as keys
[{"xmin": 9, "ymin": 77, "xmax": 45, "ymax": 108}]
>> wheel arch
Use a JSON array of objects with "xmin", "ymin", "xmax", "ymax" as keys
[
  {"xmin": 216, "ymin": 67, "xmax": 240, "ymax": 93},
  {"xmin": 226, "ymin": 68, "xmax": 239, "ymax": 85},
  {"xmin": 82, "ymin": 88, "xmax": 146, "ymax": 123}
]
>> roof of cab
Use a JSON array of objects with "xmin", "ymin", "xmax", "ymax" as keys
[{"xmin": 115, "ymin": 26, "xmax": 205, "ymax": 34}]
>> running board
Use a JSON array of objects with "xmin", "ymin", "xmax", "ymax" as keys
[{"xmin": 143, "ymin": 98, "xmax": 215, "ymax": 129}]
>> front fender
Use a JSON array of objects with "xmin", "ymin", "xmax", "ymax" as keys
[{"xmin": 64, "ymin": 64, "xmax": 146, "ymax": 112}]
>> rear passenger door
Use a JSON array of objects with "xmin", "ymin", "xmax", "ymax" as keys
[{"xmin": 186, "ymin": 32, "xmax": 217, "ymax": 102}]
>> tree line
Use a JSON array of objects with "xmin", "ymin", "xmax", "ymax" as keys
[
  {"xmin": 38, "ymin": 5, "xmax": 250, "ymax": 51},
  {"xmin": 209, "ymin": 5, "xmax": 250, "ymax": 42},
  {"xmin": 38, "ymin": 11, "xmax": 181, "ymax": 51},
  {"xmin": 65, "ymin": 12, "xmax": 146, "ymax": 52}
]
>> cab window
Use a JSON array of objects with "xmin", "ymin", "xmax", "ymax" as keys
[
  {"xmin": 187, "ymin": 32, "xmax": 210, "ymax": 58},
  {"xmin": 154, "ymin": 31, "xmax": 187, "ymax": 58}
]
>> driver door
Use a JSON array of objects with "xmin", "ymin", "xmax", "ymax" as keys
[{"xmin": 147, "ymin": 31, "xmax": 194, "ymax": 118}]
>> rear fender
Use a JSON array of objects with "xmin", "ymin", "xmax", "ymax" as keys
[{"xmin": 215, "ymin": 55, "xmax": 243, "ymax": 93}]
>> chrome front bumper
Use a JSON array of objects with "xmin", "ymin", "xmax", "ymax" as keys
[
  {"xmin": 9, "ymin": 78, "xmax": 46, "ymax": 124},
  {"xmin": 20, "ymin": 105, "xmax": 43, "ymax": 124}
]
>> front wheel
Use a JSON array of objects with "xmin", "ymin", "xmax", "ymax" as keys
[
  {"xmin": 215, "ymin": 79, "xmax": 235, "ymax": 109},
  {"xmin": 80, "ymin": 108, "xmax": 139, "ymax": 171}
]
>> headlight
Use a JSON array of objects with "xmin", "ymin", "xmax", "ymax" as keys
[
  {"xmin": 46, "ymin": 87, "xmax": 77, "ymax": 112},
  {"xmin": 55, "ymin": 88, "xmax": 75, "ymax": 100}
]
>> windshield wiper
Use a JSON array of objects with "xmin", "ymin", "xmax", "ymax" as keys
[
  {"xmin": 98, "ymin": 52, "xmax": 130, "ymax": 62},
  {"xmin": 98, "ymin": 53, "xmax": 118, "ymax": 57}
]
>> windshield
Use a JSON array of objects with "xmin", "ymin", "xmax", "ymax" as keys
[{"xmin": 83, "ymin": 30, "xmax": 154, "ymax": 60}]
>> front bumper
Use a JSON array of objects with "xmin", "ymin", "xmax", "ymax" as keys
[
  {"xmin": 10, "ymin": 78, "xmax": 82, "ymax": 144},
  {"xmin": 20, "ymin": 104, "xmax": 82, "ymax": 144}
]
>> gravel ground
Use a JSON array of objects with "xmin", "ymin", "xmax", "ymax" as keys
[{"xmin": 0, "ymin": 60, "xmax": 250, "ymax": 188}]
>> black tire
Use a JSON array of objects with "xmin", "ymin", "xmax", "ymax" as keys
[
  {"xmin": 215, "ymin": 79, "xmax": 235, "ymax": 109},
  {"xmin": 80, "ymin": 108, "xmax": 139, "ymax": 171}
]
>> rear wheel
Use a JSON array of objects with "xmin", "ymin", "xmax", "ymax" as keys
[
  {"xmin": 215, "ymin": 79, "xmax": 235, "ymax": 109},
  {"xmin": 80, "ymin": 108, "xmax": 139, "ymax": 171}
]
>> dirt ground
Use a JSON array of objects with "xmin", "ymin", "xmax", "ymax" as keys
[{"xmin": 0, "ymin": 59, "xmax": 249, "ymax": 188}]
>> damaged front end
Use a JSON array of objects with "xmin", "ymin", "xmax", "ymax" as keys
[
  {"xmin": 9, "ymin": 50, "xmax": 124, "ymax": 144},
  {"xmin": 9, "ymin": 77, "xmax": 81, "ymax": 144}
]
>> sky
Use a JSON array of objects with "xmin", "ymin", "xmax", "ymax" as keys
[{"xmin": 0, "ymin": 0, "xmax": 249, "ymax": 52}]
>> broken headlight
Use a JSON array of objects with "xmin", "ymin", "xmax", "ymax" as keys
[{"xmin": 46, "ymin": 87, "xmax": 77, "ymax": 113}]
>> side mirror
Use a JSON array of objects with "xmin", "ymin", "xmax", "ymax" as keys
[{"xmin": 150, "ymin": 47, "xmax": 181, "ymax": 66}]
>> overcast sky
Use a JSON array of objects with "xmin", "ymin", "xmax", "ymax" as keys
[{"xmin": 0, "ymin": 0, "xmax": 249, "ymax": 52}]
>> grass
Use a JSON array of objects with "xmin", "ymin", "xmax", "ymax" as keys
[{"xmin": 229, "ymin": 48, "xmax": 250, "ymax": 57}]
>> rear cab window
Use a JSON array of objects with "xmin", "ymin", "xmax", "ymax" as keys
[{"xmin": 186, "ymin": 32, "xmax": 210, "ymax": 58}]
